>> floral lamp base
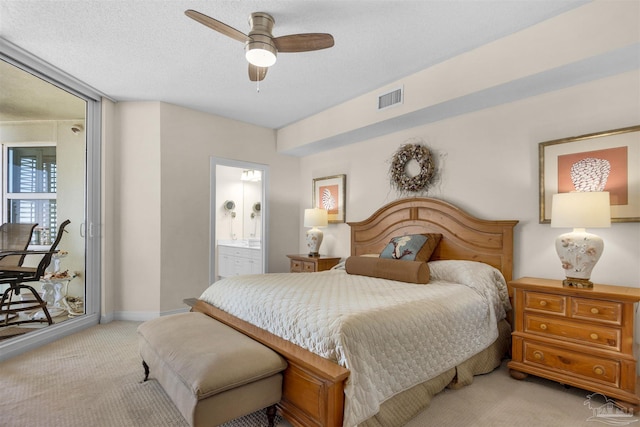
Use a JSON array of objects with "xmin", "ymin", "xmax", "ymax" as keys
[
  {"xmin": 306, "ymin": 227, "xmax": 324, "ymax": 257},
  {"xmin": 555, "ymin": 228, "xmax": 604, "ymax": 288}
]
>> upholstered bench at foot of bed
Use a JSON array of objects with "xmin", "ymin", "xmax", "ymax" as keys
[{"xmin": 137, "ymin": 312, "xmax": 288, "ymax": 427}]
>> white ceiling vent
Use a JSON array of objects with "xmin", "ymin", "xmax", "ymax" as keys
[{"xmin": 377, "ymin": 86, "xmax": 403, "ymax": 111}]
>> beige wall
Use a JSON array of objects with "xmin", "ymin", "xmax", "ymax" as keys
[
  {"xmin": 278, "ymin": 1, "xmax": 640, "ymax": 154},
  {"xmin": 286, "ymin": 1, "xmax": 640, "ymax": 288},
  {"xmin": 105, "ymin": 0, "xmax": 639, "ymax": 321},
  {"xmin": 112, "ymin": 102, "xmax": 162, "ymax": 318},
  {"xmin": 108, "ymin": 102, "xmax": 299, "ymax": 318},
  {"xmin": 297, "ymin": 71, "xmax": 640, "ymax": 288},
  {"xmin": 101, "ymin": 98, "xmax": 116, "ymax": 320}
]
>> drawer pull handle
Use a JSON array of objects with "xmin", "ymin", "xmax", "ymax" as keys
[
  {"xmin": 591, "ymin": 308, "xmax": 600, "ymax": 314},
  {"xmin": 593, "ymin": 365, "xmax": 605, "ymax": 376},
  {"xmin": 533, "ymin": 350, "xmax": 544, "ymax": 360},
  {"xmin": 590, "ymin": 333, "xmax": 599, "ymax": 340},
  {"xmin": 539, "ymin": 300, "xmax": 547, "ymax": 307},
  {"xmin": 540, "ymin": 324, "xmax": 548, "ymax": 330}
]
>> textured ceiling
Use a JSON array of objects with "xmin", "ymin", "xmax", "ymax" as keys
[
  {"xmin": 0, "ymin": 0, "xmax": 588, "ymax": 128},
  {"xmin": 0, "ymin": 59, "xmax": 86, "ymax": 121}
]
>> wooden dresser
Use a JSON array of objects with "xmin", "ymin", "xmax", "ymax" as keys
[
  {"xmin": 508, "ymin": 277, "xmax": 640, "ymax": 408},
  {"xmin": 287, "ymin": 254, "xmax": 340, "ymax": 273}
]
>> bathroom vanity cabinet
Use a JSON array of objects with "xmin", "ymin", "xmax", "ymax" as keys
[{"xmin": 217, "ymin": 242, "xmax": 262, "ymax": 279}]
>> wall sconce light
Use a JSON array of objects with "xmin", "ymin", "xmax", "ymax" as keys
[
  {"xmin": 304, "ymin": 208, "xmax": 328, "ymax": 257},
  {"xmin": 551, "ymin": 191, "xmax": 611, "ymax": 287},
  {"xmin": 223, "ymin": 200, "xmax": 236, "ymax": 218}
]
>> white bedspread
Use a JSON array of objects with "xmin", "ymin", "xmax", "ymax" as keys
[{"xmin": 199, "ymin": 260, "xmax": 510, "ymax": 427}]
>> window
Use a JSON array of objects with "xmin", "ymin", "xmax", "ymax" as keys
[{"xmin": 3, "ymin": 145, "xmax": 58, "ymax": 245}]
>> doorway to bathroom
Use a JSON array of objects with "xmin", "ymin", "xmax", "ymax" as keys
[{"xmin": 210, "ymin": 158, "xmax": 268, "ymax": 284}]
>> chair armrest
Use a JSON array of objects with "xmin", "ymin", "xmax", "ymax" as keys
[{"xmin": 0, "ymin": 249, "xmax": 59, "ymax": 257}]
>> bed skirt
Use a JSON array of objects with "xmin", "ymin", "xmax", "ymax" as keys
[{"xmin": 360, "ymin": 319, "xmax": 511, "ymax": 427}]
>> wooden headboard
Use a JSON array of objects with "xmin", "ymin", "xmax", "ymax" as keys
[{"xmin": 348, "ymin": 198, "xmax": 519, "ymax": 281}]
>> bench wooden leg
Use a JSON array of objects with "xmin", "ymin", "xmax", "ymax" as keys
[
  {"xmin": 142, "ymin": 360, "xmax": 149, "ymax": 382},
  {"xmin": 266, "ymin": 405, "xmax": 277, "ymax": 427}
]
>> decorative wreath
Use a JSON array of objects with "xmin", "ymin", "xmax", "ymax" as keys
[{"xmin": 389, "ymin": 144, "xmax": 435, "ymax": 192}]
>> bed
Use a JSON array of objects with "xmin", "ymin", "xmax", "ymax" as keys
[{"xmin": 193, "ymin": 197, "xmax": 518, "ymax": 427}]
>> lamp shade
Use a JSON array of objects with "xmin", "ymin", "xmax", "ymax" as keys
[
  {"xmin": 550, "ymin": 192, "xmax": 611, "ymax": 229},
  {"xmin": 304, "ymin": 208, "xmax": 328, "ymax": 228}
]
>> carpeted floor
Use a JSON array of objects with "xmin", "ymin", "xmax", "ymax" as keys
[
  {"xmin": 0, "ymin": 326, "xmax": 29, "ymax": 341},
  {"xmin": 0, "ymin": 310, "xmax": 73, "ymax": 341},
  {"xmin": 1, "ymin": 321, "xmax": 635, "ymax": 426}
]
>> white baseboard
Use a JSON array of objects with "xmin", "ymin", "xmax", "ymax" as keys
[
  {"xmin": 111, "ymin": 311, "xmax": 157, "ymax": 322},
  {"xmin": 161, "ymin": 306, "xmax": 190, "ymax": 317},
  {"xmin": 108, "ymin": 307, "xmax": 190, "ymax": 322},
  {"xmin": 100, "ymin": 311, "xmax": 115, "ymax": 324}
]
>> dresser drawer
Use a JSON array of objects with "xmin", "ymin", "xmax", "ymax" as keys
[
  {"xmin": 524, "ymin": 291, "xmax": 567, "ymax": 315},
  {"xmin": 524, "ymin": 314, "xmax": 620, "ymax": 351},
  {"xmin": 290, "ymin": 259, "xmax": 318, "ymax": 272},
  {"xmin": 290, "ymin": 260, "xmax": 304, "ymax": 272},
  {"xmin": 572, "ymin": 298, "xmax": 622, "ymax": 325},
  {"xmin": 523, "ymin": 341, "xmax": 620, "ymax": 387}
]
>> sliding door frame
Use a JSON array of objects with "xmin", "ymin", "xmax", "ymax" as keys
[{"xmin": 0, "ymin": 38, "xmax": 104, "ymax": 361}]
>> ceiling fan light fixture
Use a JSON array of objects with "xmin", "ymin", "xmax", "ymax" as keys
[
  {"xmin": 186, "ymin": 9, "xmax": 334, "ymax": 81},
  {"xmin": 245, "ymin": 40, "xmax": 277, "ymax": 67}
]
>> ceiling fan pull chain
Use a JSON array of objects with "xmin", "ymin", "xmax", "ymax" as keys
[{"xmin": 256, "ymin": 79, "xmax": 260, "ymax": 93}]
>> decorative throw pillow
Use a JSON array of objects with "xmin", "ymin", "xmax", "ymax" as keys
[
  {"xmin": 379, "ymin": 233, "xmax": 442, "ymax": 262},
  {"xmin": 345, "ymin": 256, "xmax": 430, "ymax": 284}
]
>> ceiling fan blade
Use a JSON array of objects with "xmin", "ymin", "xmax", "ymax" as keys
[
  {"xmin": 273, "ymin": 33, "xmax": 334, "ymax": 53},
  {"xmin": 185, "ymin": 9, "xmax": 249, "ymax": 43},
  {"xmin": 249, "ymin": 64, "xmax": 268, "ymax": 82}
]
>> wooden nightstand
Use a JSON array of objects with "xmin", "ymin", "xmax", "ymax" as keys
[
  {"xmin": 508, "ymin": 277, "xmax": 640, "ymax": 408},
  {"xmin": 287, "ymin": 254, "xmax": 340, "ymax": 273}
]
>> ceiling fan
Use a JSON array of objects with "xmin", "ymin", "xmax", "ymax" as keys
[{"xmin": 185, "ymin": 9, "xmax": 334, "ymax": 82}]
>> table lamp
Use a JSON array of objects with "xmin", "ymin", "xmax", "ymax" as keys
[
  {"xmin": 551, "ymin": 191, "xmax": 611, "ymax": 288},
  {"xmin": 304, "ymin": 208, "xmax": 328, "ymax": 256}
]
